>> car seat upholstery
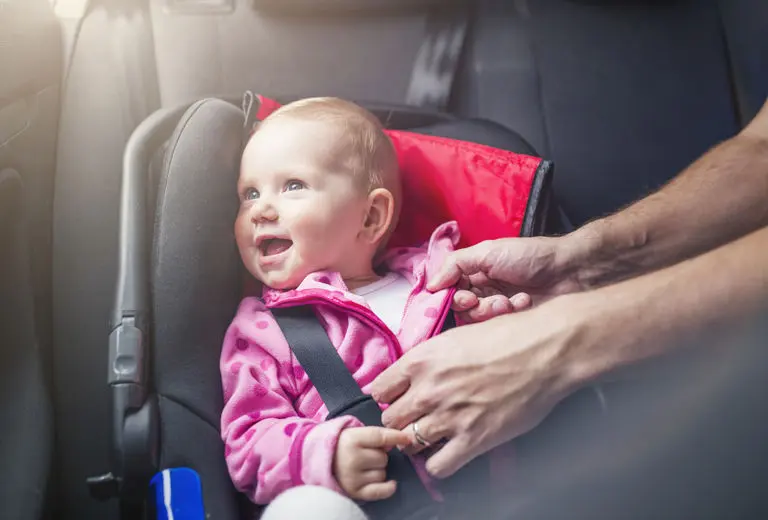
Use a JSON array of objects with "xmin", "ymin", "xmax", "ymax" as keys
[
  {"xmin": 1, "ymin": 0, "xmax": 60, "ymax": 517},
  {"xmin": 148, "ymin": 1, "xmax": 464, "ymax": 108},
  {"xmin": 454, "ymin": 0, "xmax": 751, "ymax": 227},
  {"xmin": 52, "ymin": 2, "xmax": 162, "ymax": 518},
  {"xmin": 0, "ymin": 171, "xmax": 53, "ymax": 520},
  {"xmin": 719, "ymin": 0, "xmax": 768, "ymax": 125}
]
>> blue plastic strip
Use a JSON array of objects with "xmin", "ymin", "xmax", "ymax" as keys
[{"xmin": 150, "ymin": 468, "xmax": 205, "ymax": 520}]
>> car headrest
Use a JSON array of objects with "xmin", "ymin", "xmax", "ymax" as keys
[{"xmin": 249, "ymin": 95, "xmax": 553, "ymax": 250}]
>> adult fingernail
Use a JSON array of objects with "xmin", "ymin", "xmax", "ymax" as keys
[
  {"xmin": 511, "ymin": 293, "xmax": 529, "ymax": 307},
  {"xmin": 492, "ymin": 298, "xmax": 509, "ymax": 314}
]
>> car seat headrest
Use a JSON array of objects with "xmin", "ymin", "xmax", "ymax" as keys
[{"xmin": 248, "ymin": 94, "xmax": 552, "ymax": 249}]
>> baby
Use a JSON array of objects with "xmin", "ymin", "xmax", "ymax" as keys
[{"xmin": 219, "ymin": 97, "xmax": 502, "ymax": 512}]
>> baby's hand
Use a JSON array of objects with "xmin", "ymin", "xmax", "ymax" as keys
[
  {"xmin": 451, "ymin": 290, "xmax": 532, "ymax": 323},
  {"xmin": 333, "ymin": 426, "xmax": 412, "ymax": 502}
]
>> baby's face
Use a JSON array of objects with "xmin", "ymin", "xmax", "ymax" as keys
[{"xmin": 235, "ymin": 117, "xmax": 372, "ymax": 290}]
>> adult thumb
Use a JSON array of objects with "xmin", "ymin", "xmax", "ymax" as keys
[{"xmin": 427, "ymin": 247, "xmax": 485, "ymax": 292}]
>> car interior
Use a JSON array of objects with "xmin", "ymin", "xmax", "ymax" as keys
[{"xmin": 2, "ymin": 0, "xmax": 767, "ymax": 519}]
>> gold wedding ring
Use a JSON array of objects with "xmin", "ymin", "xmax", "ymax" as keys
[{"xmin": 412, "ymin": 421, "xmax": 431, "ymax": 447}]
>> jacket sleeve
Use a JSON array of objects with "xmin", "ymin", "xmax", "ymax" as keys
[{"xmin": 220, "ymin": 305, "xmax": 363, "ymax": 504}]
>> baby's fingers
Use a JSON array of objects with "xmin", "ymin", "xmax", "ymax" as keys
[
  {"xmin": 356, "ymin": 480, "xmax": 398, "ymax": 502},
  {"xmin": 509, "ymin": 292, "xmax": 532, "ymax": 311},
  {"xmin": 358, "ymin": 469, "xmax": 387, "ymax": 486},
  {"xmin": 355, "ymin": 427, "xmax": 412, "ymax": 451}
]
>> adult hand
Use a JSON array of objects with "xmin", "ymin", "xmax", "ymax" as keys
[
  {"xmin": 371, "ymin": 297, "xmax": 588, "ymax": 479},
  {"xmin": 428, "ymin": 236, "xmax": 587, "ymax": 323}
]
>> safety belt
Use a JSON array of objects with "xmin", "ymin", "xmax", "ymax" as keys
[
  {"xmin": 272, "ymin": 305, "xmax": 396, "ymax": 424},
  {"xmin": 405, "ymin": 5, "xmax": 470, "ymax": 111},
  {"xmin": 271, "ymin": 306, "xmax": 459, "ymax": 518}
]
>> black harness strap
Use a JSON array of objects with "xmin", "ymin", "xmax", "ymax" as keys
[
  {"xmin": 272, "ymin": 306, "xmax": 367, "ymax": 416},
  {"xmin": 271, "ymin": 305, "xmax": 449, "ymax": 519}
]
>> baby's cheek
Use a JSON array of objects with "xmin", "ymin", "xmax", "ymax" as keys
[
  {"xmin": 234, "ymin": 213, "xmax": 252, "ymax": 244},
  {"xmin": 296, "ymin": 219, "xmax": 338, "ymax": 259},
  {"xmin": 293, "ymin": 203, "xmax": 360, "ymax": 268}
]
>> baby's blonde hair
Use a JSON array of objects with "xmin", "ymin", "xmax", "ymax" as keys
[
  {"xmin": 257, "ymin": 97, "xmax": 402, "ymax": 246},
  {"xmin": 258, "ymin": 97, "xmax": 400, "ymax": 195}
]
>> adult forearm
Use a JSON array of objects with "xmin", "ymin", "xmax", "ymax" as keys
[
  {"xmin": 563, "ymin": 100, "xmax": 768, "ymax": 289},
  {"xmin": 562, "ymin": 224, "xmax": 768, "ymax": 387}
]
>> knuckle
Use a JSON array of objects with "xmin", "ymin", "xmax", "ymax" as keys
[
  {"xmin": 476, "ymin": 240, "xmax": 496, "ymax": 258},
  {"xmin": 404, "ymin": 355, "xmax": 427, "ymax": 378},
  {"xmin": 414, "ymin": 392, "xmax": 436, "ymax": 412},
  {"xmin": 375, "ymin": 451, "xmax": 388, "ymax": 467},
  {"xmin": 421, "ymin": 421, "xmax": 440, "ymax": 441},
  {"xmin": 467, "ymin": 307, "xmax": 485, "ymax": 322},
  {"xmin": 371, "ymin": 428, "xmax": 385, "ymax": 446},
  {"xmin": 458, "ymin": 409, "xmax": 480, "ymax": 433},
  {"xmin": 407, "ymin": 347, "xmax": 439, "ymax": 375}
]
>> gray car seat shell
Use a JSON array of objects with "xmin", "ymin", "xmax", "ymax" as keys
[{"xmin": 103, "ymin": 96, "xmax": 553, "ymax": 518}]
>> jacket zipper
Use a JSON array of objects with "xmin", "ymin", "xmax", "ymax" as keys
[
  {"xmin": 269, "ymin": 291, "xmax": 448, "ymax": 501},
  {"xmin": 270, "ymin": 294, "xmax": 404, "ymax": 363},
  {"xmin": 396, "ymin": 262, "xmax": 454, "ymax": 341},
  {"xmin": 396, "ymin": 272, "xmax": 423, "ymax": 337},
  {"xmin": 427, "ymin": 287, "xmax": 456, "ymax": 338}
]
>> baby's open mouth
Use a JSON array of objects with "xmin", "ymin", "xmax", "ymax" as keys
[{"xmin": 259, "ymin": 237, "xmax": 293, "ymax": 257}]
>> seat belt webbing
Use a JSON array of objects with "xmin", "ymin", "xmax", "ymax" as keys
[
  {"xmin": 406, "ymin": 6, "xmax": 469, "ymax": 111},
  {"xmin": 271, "ymin": 306, "xmax": 369, "ymax": 415},
  {"xmin": 271, "ymin": 305, "xmax": 456, "ymax": 518},
  {"xmin": 272, "ymin": 305, "xmax": 456, "ymax": 419}
]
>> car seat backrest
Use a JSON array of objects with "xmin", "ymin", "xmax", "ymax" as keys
[
  {"xmin": 719, "ymin": 0, "xmax": 768, "ymax": 125},
  {"xmin": 0, "ymin": 170, "xmax": 53, "ymax": 520},
  {"xmin": 454, "ymin": 0, "xmax": 747, "ymax": 228},
  {"xmin": 149, "ymin": 0, "xmax": 469, "ymax": 109}
]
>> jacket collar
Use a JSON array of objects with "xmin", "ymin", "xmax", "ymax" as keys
[{"xmin": 261, "ymin": 221, "xmax": 460, "ymax": 306}]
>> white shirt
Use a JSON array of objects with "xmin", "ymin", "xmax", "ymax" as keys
[{"xmin": 353, "ymin": 272, "xmax": 413, "ymax": 333}]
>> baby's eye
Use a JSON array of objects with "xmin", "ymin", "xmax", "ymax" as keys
[
  {"xmin": 285, "ymin": 180, "xmax": 306, "ymax": 192},
  {"xmin": 242, "ymin": 187, "xmax": 259, "ymax": 201}
]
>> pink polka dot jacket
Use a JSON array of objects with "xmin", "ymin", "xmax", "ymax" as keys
[{"xmin": 220, "ymin": 221, "xmax": 469, "ymax": 504}]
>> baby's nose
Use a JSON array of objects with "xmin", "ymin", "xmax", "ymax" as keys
[{"xmin": 252, "ymin": 200, "xmax": 278, "ymax": 222}]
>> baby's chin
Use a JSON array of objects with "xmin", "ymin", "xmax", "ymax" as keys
[{"xmin": 256, "ymin": 270, "xmax": 304, "ymax": 291}]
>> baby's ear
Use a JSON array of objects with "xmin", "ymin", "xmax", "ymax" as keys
[{"xmin": 362, "ymin": 188, "xmax": 396, "ymax": 246}]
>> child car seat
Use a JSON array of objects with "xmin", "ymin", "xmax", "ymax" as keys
[{"xmin": 89, "ymin": 93, "xmax": 574, "ymax": 519}]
